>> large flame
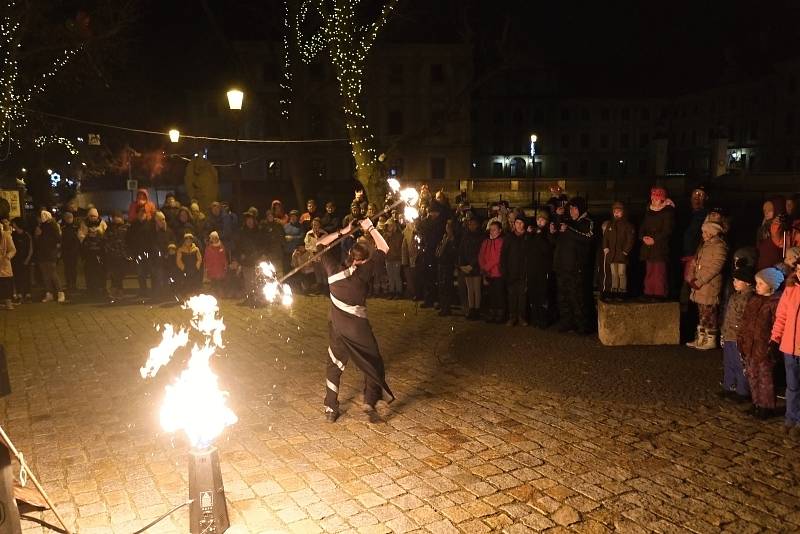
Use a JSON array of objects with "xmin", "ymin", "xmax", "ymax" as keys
[
  {"xmin": 258, "ymin": 261, "xmax": 294, "ymax": 306},
  {"xmin": 141, "ymin": 294, "xmax": 237, "ymax": 450}
]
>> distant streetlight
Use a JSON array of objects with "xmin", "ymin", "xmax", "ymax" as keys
[
  {"xmin": 226, "ymin": 89, "xmax": 244, "ymax": 111},
  {"xmin": 168, "ymin": 129, "xmax": 181, "ymax": 143},
  {"xmin": 530, "ymin": 133, "xmax": 539, "ymax": 208}
]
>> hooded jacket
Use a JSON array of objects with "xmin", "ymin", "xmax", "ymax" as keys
[
  {"xmin": 501, "ymin": 231, "xmax": 530, "ymax": 282},
  {"xmin": 554, "ymin": 212, "xmax": 594, "ymax": 271},
  {"xmin": 0, "ymin": 230, "xmax": 16, "ymax": 278},
  {"xmin": 37, "ymin": 212, "xmax": 62, "ymax": 263},
  {"xmin": 756, "ymin": 196, "xmax": 787, "ymax": 271},
  {"xmin": 771, "ymin": 281, "xmax": 800, "ymax": 356},
  {"xmin": 603, "ymin": 208, "xmax": 635, "ymax": 264},
  {"xmin": 128, "ymin": 188, "xmax": 156, "ymax": 222},
  {"xmin": 689, "ymin": 234, "xmax": 728, "ymax": 305},
  {"xmin": 458, "ymin": 228, "xmax": 484, "ymax": 274},
  {"xmin": 478, "ymin": 234, "xmax": 504, "ymax": 278},
  {"xmin": 639, "ymin": 200, "xmax": 675, "ymax": 262}
]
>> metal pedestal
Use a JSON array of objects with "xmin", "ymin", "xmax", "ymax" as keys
[{"xmin": 188, "ymin": 447, "xmax": 229, "ymax": 534}]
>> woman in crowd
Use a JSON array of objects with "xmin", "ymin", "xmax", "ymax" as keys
[
  {"xmin": 771, "ymin": 260, "xmax": 800, "ymax": 437},
  {"xmin": 686, "ymin": 221, "xmax": 728, "ymax": 350}
]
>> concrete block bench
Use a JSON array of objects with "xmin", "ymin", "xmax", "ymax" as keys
[{"xmin": 597, "ymin": 300, "xmax": 680, "ymax": 346}]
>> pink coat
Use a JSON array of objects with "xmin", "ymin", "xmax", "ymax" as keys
[
  {"xmin": 478, "ymin": 236, "xmax": 504, "ymax": 278},
  {"xmin": 204, "ymin": 244, "xmax": 228, "ymax": 280},
  {"xmin": 771, "ymin": 284, "xmax": 800, "ymax": 356}
]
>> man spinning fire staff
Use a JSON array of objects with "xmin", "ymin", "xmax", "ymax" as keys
[{"xmin": 315, "ymin": 217, "xmax": 395, "ymax": 423}]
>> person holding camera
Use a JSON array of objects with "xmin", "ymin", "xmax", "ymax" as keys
[{"xmin": 316, "ymin": 218, "xmax": 395, "ymax": 424}]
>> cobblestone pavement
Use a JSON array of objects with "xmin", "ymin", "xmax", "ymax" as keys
[{"xmin": 1, "ymin": 295, "xmax": 799, "ymax": 533}]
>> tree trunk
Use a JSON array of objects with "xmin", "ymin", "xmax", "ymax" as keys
[{"xmin": 342, "ymin": 87, "xmax": 386, "ymax": 205}]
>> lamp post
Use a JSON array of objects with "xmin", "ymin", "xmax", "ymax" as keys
[
  {"xmin": 168, "ymin": 129, "xmax": 180, "ymax": 143},
  {"xmin": 530, "ymin": 133, "xmax": 538, "ymax": 208},
  {"xmin": 227, "ymin": 89, "xmax": 244, "ymax": 211}
]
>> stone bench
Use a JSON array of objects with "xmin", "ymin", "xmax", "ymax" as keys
[{"xmin": 597, "ymin": 300, "xmax": 680, "ymax": 346}]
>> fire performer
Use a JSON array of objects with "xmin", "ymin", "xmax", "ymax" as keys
[{"xmin": 316, "ymin": 217, "xmax": 395, "ymax": 423}]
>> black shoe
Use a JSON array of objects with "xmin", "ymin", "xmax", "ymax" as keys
[
  {"xmin": 716, "ymin": 389, "xmax": 736, "ymax": 400},
  {"xmin": 364, "ymin": 407, "xmax": 383, "ymax": 424},
  {"xmin": 325, "ymin": 410, "xmax": 339, "ymax": 423}
]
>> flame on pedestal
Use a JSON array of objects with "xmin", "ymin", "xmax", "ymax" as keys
[
  {"xmin": 258, "ymin": 261, "xmax": 293, "ymax": 306},
  {"xmin": 141, "ymin": 294, "xmax": 237, "ymax": 450}
]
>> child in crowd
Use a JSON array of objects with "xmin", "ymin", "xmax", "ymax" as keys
[
  {"xmin": 60, "ymin": 211, "xmax": 81, "ymax": 291},
  {"xmin": 0, "ymin": 219, "xmax": 16, "ymax": 310},
  {"xmin": 290, "ymin": 241, "xmax": 314, "ymax": 294},
  {"xmin": 37, "ymin": 210, "xmax": 65, "ymax": 303},
  {"xmin": 176, "ymin": 233, "xmax": 202, "ymax": 296},
  {"xmin": 10, "ymin": 218, "xmax": 32, "ymax": 302},
  {"xmin": 527, "ymin": 211, "xmax": 555, "ymax": 327},
  {"xmin": 382, "ymin": 219, "xmax": 404, "ymax": 299},
  {"xmin": 687, "ymin": 222, "xmax": 728, "ymax": 349},
  {"xmin": 458, "ymin": 216, "xmax": 484, "ymax": 320},
  {"xmin": 601, "ymin": 201, "xmax": 635, "ymax": 301},
  {"xmin": 719, "ymin": 262, "xmax": 755, "ymax": 401},
  {"xmin": 435, "ymin": 219, "xmax": 457, "ymax": 316},
  {"xmin": 165, "ymin": 243, "xmax": 181, "ymax": 300},
  {"xmin": 738, "ymin": 267, "xmax": 785, "ymax": 419},
  {"xmin": 204, "ymin": 231, "xmax": 228, "ymax": 296},
  {"xmin": 81, "ymin": 209, "xmax": 106, "ymax": 300},
  {"xmin": 777, "ymin": 247, "xmax": 800, "ymax": 279},
  {"xmin": 104, "ymin": 211, "xmax": 129, "ymax": 300},
  {"xmin": 771, "ymin": 260, "xmax": 800, "ymax": 437},
  {"xmin": 479, "ymin": 221, "xmax": 505, "ymax": 323}
]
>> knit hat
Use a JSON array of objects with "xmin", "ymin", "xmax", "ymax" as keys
[
  {"xmin": 732, "ymin": 261, "xmax": 755, "ymax": 285},
  {"xmin": 569, "ymin": 196, "xmax": 587, "ymax": 215},
  {"xmin": 40, "ymin": 210, "xmax": 53, "ymax": 223},
  {"xmin": 246, "ymin": 206, "xmax": 259, "ymax": 218},
  {"xmin": 785, "ymin": 247, "xmax": 800, "ymax": 268},
  {"xmin": 701, "ymin": 221, "xmax": 723, "ymax": 237},
  {"xmin": 289, "ymin": 209, "xmax": 300, "ymax": 216},
  {"xmin": 733, "ymin": 246, "xmax": 757, "ymax": 268},
  {"xmin": 155, "ymin": 211, "xmax": 166, "ymax": 222},
  {"xmin": 611, "ymin": 201, "xmax": 625, "ymax": 211},
  {"xmin": 650, "ymin": 186, "xmax": 667, "ymax": 200},
  {"xmin": 209, "ymin": 231, "xmax": 220, "ymax": 241},
  {"xmin": 755, "ymin": 267, "xmax": 784, "ymax": 294},
  {"xmin": 183, "ymin": 232, "xmax": 194, "ymax": 241},
  {"xmin": 87, "ymin": 207, "xmax": 99, "ymax": 219},
  {"xmin": 535, "ymin": 210, "xmax": 550, "ymax": 220}
]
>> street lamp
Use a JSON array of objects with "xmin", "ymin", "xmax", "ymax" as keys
[
  {"xmin": 530, "ymin": 133, "xmax": 538, "ymax": 208},
  {"xmin": 226, "ymin": 88, "xmax": 245, "ymax": 209},
  {"xmin": 168, "ymin": 129, "xmax": 180, "ymax": 143}
]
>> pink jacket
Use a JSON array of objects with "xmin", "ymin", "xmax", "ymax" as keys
[
  {"xmin": 204, "ymin": 244, "xmax": 228, "ymax": 280},
  {"xmin": 771, "ymin": 284, "xmax": 800, "ymax": 356},
  {"xmin": 478, "ymin": 236, "xmax": 504, "ymax": 278}
]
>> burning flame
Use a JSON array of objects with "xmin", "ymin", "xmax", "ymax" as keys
[
  {"xmin": 387, "ymin": 177, "xmax": 401, "ymax": 193},
  {"xmin": 141, "ymin": 294, "xmax": 237, "ymax": 450},
  {"xmin": 386, "ymin": 178, "xmax": 420, "ymax": 222},
  {"xmin": 404, "ymin": 206, "xmax": 420, "ymax": 222},
  {"xmin": 258, "ymin": 261, "xmax": 294, "ymax": 306}
]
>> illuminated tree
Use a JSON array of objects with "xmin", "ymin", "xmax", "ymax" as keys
[{"xmin": 286, "ymin": 0, "xmax": 400, "ymax": 202}]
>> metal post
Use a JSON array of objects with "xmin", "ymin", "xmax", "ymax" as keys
[
  {"xmin": 188, "ymin": 447, "xmax": 229, "ymax": 534},
  {"xmin": 234, "ymin": 114, "xmax": 243, "ymax": 212}
]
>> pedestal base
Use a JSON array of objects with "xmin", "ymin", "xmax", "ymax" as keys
[
  {"xmin": 597, "ymin": 300, "xmax": 680, "ymax": 346},
  {"xmin": 188, "ymin": 447, "xmax": 229, "ymax": 534}
]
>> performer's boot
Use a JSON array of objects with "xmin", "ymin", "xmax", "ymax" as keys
[
  {"xmin": 363, "ymin": 404, "xmax": 383, "ymax": 424},
  {"xmin": 325, "ymin": 408, "xmax": 339, "ymax": 423}
]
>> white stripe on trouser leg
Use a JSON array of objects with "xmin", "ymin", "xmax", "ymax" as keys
[
  {"xmin": 328, "ymin": 346, "xmax": 345, "ymax": 371},
  {"xmin": 326, "ymin": 379, "xmax": 339, "ymax": 393}
]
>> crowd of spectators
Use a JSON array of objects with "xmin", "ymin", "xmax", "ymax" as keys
[{"xmin": 1, "ymin": 183, "xmax": 800, "ymax": 435}]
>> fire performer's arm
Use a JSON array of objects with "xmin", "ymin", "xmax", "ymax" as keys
[{"xmin": 361, "ymin": 218, "xmax": 389, "ymax": 254}]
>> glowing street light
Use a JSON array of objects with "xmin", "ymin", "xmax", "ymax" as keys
[
  {"xmin": 226, "ymin": 89, "xmax": 244, "ymax": 111},
  {"xmin": 169, "ymin": 129, "xmax": 181, "ymax": 143}
]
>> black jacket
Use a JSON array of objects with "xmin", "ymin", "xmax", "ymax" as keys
[
  {"xmin": 458, "ymin": 229, "xmax": 484, "ymax": 272},
  {"xmin": 127, "ymin": 219, "xmax": 156, "ymax": 258},
  {"xmin": 36, "ymin": 220, "xmax": 61, "ymax": 262},
  {"xmin": 235, "ymin": 226, "xmax": 263, "ymax": 267},
  {"xmin": 60, "ymin": 222, "xmax": 81, "ymax": 257},
  {"xmin": 320, "ymin": 212, "xmax": 339, "ymax": 234},
  {"xmin": 527, "ymin": 229, "xmax": 555, "ymax": 282},
  {"xmin": 501, "ymin": 232, "xmax": 530, "ymax": 282},
  {"xmin": 553, "ymin": 214, "xmax": 595, "ymax": 272}
]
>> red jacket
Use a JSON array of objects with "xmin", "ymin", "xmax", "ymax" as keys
[
  {"xmin": 204, "ymin": 244, "xmax": 228, "ymax": 280},
  {"xmin": 772, "ymin": 284, "xmax": 800, "ymax": 356},
  {"xmin": 478, "ymin": 235, "xmax": 504, "ymax": 278}
]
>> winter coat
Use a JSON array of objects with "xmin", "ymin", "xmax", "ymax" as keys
[
  {"xmin": 36, "ymin": 220, "xmax": 61, "ymax": 263},
  {"xmin": 639, "ymin": 203, "xmax": 675, "ymax": 262},
  {"xmin": 527, "ymin": 229, "xmax": 555, "ymax": 283},
  {"xmin": 756, "ymin": 218, "xmax": 786, "ymax": 271},
  {"xmin": 772, "ymin": 283, "xmax": 800, "ymax": 356},
  {"xmin": 682, "ymin": 208, "xmax": 708, "ymax": 258},
  {"xmin": 283, "ymin": 222, "xmax": 304, "ymax": 255},
  {"xmin": 435, "ymin": 234, "xmax": 457, "ymax": 267},
  {"xmin": 60, "ymin": 222, "xmax": 81, "ymax": 258},
  {"xmin": 689, "ymin": 236, "xmax": 728, "ymax": 305},
  {"xmin": 11, "ymin": 231, "xmax": 32, "ymax": 267},
  {"xmin": 304, "ymin": 229, "xmax": 328, "ymax": 253},
  {"xmin": 417, "ymin": 216, "xmax": 446, "ymax": 262},
  {"xmin": 127, "ymin": 188, "xmax": 156, "ymax": 222},
  {"xmin": 401, "ymin": 224, "xmax": 419, "ymax": 267},
  {"xmin": 104, "ymin": 222, "xmax": 130, "ymax": 261},
  {"xmin": 153, "ymin": 227, "xmax": 175, "ymax": 262},
  {"xmin": 383, "ymin": 230, "xmax": 403, "ymax": 262},
  {"xmin": 127, "ymin": 219, "xmax": 156, "ymax": 260},
  {"xmin": 204, "ymin": 244, "xmax": 228, "ymax": 280},
  {"xmin": 501, "ymin": 232, "xmax": 529, "ymax": 283},
  {"xmin": 553, "ymin": 214, "xmax": 595, "ymax": 272},
  {"xmin": 259, "ymin": 220, "xmax": 285, "ymax": 263},
  {"xmin": 81, "ymin": 222, "xmax": 105, "ymax": 263},
  {"xmin": 235, "ymin": 226, "xmax": 263, "ymax": 267},
  {"xmin": 0, "ymin": 230, "xmax": 16, "ymax": 278},
  {"xmin": 721, "ymin": 287, "xmax": 754, "ymax": 342},
  {"xmin": 602, "ymin": 217, "xmax": 635, "ymax": 264},
  {"xmin": 457, "ymin": 229, "xmax": 484, "ymax": 275},
  {"xmin": 478, "ymin": 235, "xmax": 504, "ymax": 278},
  {"xmin": 320, "ymin": 212, "xmax": 339, "ymax": 234},
  {"xmin": 738, "ymin": 291, "xmax": 782, "ymax": 367},
  {"xmin": 177, "ymin": 244, "xmax": 202, "ymax": 272}
]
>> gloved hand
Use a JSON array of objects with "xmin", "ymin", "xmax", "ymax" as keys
[{"xmin": 767, "ymin": 340, "xmax": 782, "ymax": 363}]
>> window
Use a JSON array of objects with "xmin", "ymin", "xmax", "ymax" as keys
[
  {"xmin": 601, "ymin": 108, "xmax": 610, "ymax": 121},
  {"xmin": 512, "ymin": 110, "xmax": 523, "ymax": 124},
  {"xmin": 510, "ymin": 180, "xmax": 520, "ymax": 191},
  {"xmin": 388, "ymin": 63, "xmax": 403, "ymax": 85},
  {"xmin": 691, "ymin": 130, "xmax": 697, "ymax": 146},
  {"xmin": 599, "ymin": 134, "xmax": 609, "ymax": 149},
  {"xmin": 430, "ymin": 157, "xmax": 446, "ymax": 180},
  {"xmin": 262, "ymin": 62, "xmax": 277, "ymax": 82},
  {"xmin": 267, "ymin": 160, "xmax": 281, "ymax": 179},
  {"xmin": 492, "ymin": 162, "xmax": 503, "ymax": 176},
  {"xmin": 579, "ymin": 160, "xmax": 588, "ymax": 175},
  {"xmin": 389, "ymin": 158, "xmax": 404, "ymax": 177},
  {"xmin": 561, "ymin": 108, "xmax": 570, "ymax": 121},
  {"xmin": 311, "ymin": 159, "xmax": 327, "ymax": 180},
  {"xmin": 430, "ymin": 64, "xmax": 445, "ymax": 84},
  {"xmin": 621, "ymin": 108, "xmax": 630, "ymax": 120},
  {"xmin": 639, "ymin": 133, "xmax": 649, "ymax": 149},
  {"xmin": 560, "ymin": 160, "xmax": 569, "ymax": 176},
  {"xmin": 620, "ymin": 133, "xmax": 629, "ymax": 149},
  {"xmin": 580, "ymin": 133, "xmax": 590, "ymax": 149},
  {"xmin": 638, "ymin": 159, "xmax": 647, "ymax": 174},
  {"xmin": 560, "ymin": 134, "xmax": 570, "ymax": 149},
  {"xmin": 388, "ymin": 110, "xmax": 404, "ymax": 135}
]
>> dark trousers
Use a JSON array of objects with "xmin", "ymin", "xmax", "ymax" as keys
[
  {"xmin": 107, "ymin": 257, "xmax": 127, "ymax": 290},
  {"xmin": 413, "ymin": 262, "xmax": 426, "ymax": 300},
  {"xmin": 437, "ymin": 263, "xmax": 454, "ymax": 312},
  {"xmin": 137, "ymin": 258, "xmax": 151, "ymax": 294},
  {"xmin": 528, "ymin": 273, "xmax": 553, "ymax": 326},
  {"xmin": 487, "ymin": 277, "xmax": 505, "ymax": 317},
  {"xmin": 63, "ymin": 254, "xmax": 79, "ymax": 289},
  {"xmin": 11, "ymin": 261, "xmax": 30, "ymax": 296},
  {"xmin": 422, "ymin": 256, "xmax": 438, "ymax": 305},
  {"xmin": 84, "ymin": 256, "xmax": 106, "ymax": 296},
  {"xmin": 557, "ymin": 270, "xmax": 591, "ymax": 331},
  {"xmin": 506, "ymin": 279, "xmax": 527, "ymax": 322}
]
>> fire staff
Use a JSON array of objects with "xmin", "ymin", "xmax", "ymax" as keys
[{"xmin": 316, "ymin": 218, "xmax": 394, "ymax": 423}]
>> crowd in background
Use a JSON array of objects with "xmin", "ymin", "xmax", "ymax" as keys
[{"xmin": 1, "ymin": 183, "xmax": 800, "ymax": 435}]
